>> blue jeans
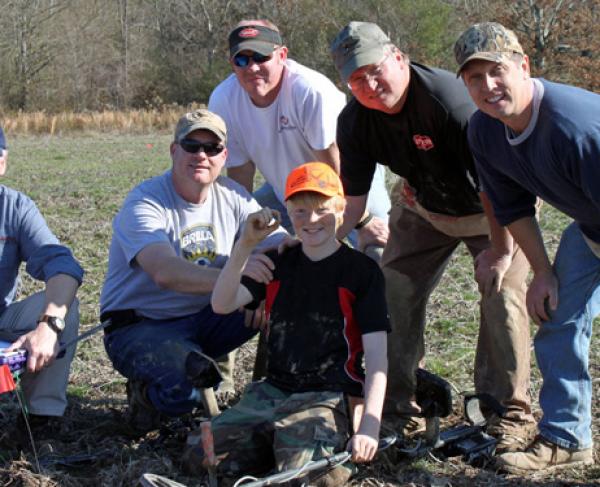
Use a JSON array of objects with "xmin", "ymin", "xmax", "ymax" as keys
[
  {"xmin": 536, "ymin": 222, "xmax": 600, "ymax": 450},
  {"xmin": 104, "ymin": 306, "xmax": 257, "ymax": 416},
  {"xmin": 254, "ymin": 164, "xmax": 391, "ymax": 248}
]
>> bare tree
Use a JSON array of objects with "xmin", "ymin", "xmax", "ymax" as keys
[{"xmin": 0, "ymin": 0, "xmax": 68, "ymax": 109}]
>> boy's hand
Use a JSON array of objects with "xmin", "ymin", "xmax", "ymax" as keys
[
  {"xmin": 347, "ymin": 433, "xmax": 379, "ymax": 463},
  {"xmin": 241, "ymin": 208, "xmax": 281, "ymax": 247}
]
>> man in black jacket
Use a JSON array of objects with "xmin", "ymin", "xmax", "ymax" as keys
[{"xmin": 330, "ymin": 21, "xmax": 533, "ymax": 452}]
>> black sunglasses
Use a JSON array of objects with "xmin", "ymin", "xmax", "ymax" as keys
[
  {"xmin": 232, "ymin": 52, "xmax": 272, "ymax": 68},
  {"xmin": 179, "ymin": 138, "xmax": 224, "ymax": 156}
]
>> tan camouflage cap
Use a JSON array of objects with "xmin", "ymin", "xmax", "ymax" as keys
[
  {"xmin": 174, "ymin": 109, "xmax": 227, "ymax": 143},
  {"xmin": 330, "ymin": 22, "xmax": 392, "ymax": 83},
  {"xmin": 454, "ymin": 22, "xmax": 524, "ymax": 76}
]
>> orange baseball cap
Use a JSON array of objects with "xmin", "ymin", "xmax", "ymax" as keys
[{"xmin": 284, "ymin": 162, "xmax": 344, "ymax": 200}]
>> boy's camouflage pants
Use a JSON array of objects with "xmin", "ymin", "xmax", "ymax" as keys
[{"xmin": 185, "ymin": 381, "xmax": 353, "ymax": 484}]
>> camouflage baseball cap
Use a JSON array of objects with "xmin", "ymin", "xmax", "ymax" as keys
[
  {"xmin": 330, "ymin": 21, "xmax": 391, "ymax": 83},
  {"xmin": 174, "ymin": 109, "xmax": 227, "ymax": 144},
  {"xmin": 454, "ymin": 22, "xmax": 524, "ymax": 76}
]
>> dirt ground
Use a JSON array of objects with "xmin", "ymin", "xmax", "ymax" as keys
[{"xmin": 1, "ymin": 333, "xmax": 599, "ymax": 487}]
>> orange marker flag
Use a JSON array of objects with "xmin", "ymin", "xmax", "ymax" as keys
[{"xmin": 0, "ymin": 364, "xmax": 16, "ymax": 394}]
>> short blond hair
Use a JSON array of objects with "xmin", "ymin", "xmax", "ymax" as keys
[{"xmin": 286, "ymin": 192, "xmax": 346, "ymax": 229}]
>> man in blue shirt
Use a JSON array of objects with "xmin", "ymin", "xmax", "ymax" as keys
[
  {"xmin": 0, "ymin": 127, "xmax": 84, "ymax": 432},
  {"xmin": 455, "ymin": 22, "xmax": 599, "ymax": 473}
]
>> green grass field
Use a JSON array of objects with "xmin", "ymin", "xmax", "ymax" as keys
[{"xmin": 1, "ymin": 134, "xmax": 598, "ymax": 486}]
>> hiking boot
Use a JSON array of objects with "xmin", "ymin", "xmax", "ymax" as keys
[
  {"xmin": 494, "ymin": 435, "xmax": 594, "ymax": 474},
  {"xmin": 486, "ymin": 416, "xmax": 537, "ymax": 454},
  {"xmin": 126, "ymin": 380, "xmax": 163, "ymax": 436}
]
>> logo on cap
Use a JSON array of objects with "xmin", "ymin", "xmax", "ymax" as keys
[{"xmin": 239, "ymin": 28, "xmax": 259, "ymax": 38}]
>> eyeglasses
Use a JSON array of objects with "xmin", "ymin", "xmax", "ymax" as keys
[
  {"xmin": 232, "ymin": 52, "xmax": 272, "ymax": 68},
  {"xmin": 347, "ymin": 54, "xmax": 391, "ymax": 91},
  {"xmin": 179, "ymin": 138, "xmax": 224, "ymax": 156}
]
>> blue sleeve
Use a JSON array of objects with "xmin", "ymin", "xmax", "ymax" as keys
[
  {"xmin": 18, "ymin": 196, "xmax": 84, "ymax": 284},
  {"xmin": 0, "ymin": 128, "xmax": 6, "ymax": 150},
  {"xmin": 467, "ymin": 119, "xmax": 536, "ymax": 226},
  {"xmin": 575, "ymin": 133, "xmax": 600, "ymax": 213}
]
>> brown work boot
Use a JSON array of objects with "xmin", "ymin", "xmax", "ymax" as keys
[
  {"xmin": 494, "ymin": 436, "xmax": 594, "ymax": 474},
  {"xmin": 125, "ymin": 380, "xmax": 164, "ymax": 436},
  {"xmin": 486, "ymin": 416, "xmax": 537, "ymax": 454}
]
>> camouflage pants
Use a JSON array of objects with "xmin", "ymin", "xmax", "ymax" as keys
[{"xmin": 185, "ymin": 381, "xmax": 352, "ymax": 484}]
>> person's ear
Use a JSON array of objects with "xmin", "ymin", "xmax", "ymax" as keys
[
  {"xmin": 278, "ymin": 46, "xmax": 288, "ymax": 64},
  {"xmin": 521, "ymin": 54, "xmax": 531, "ymax": 78}
]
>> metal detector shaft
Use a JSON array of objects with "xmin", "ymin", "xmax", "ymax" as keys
[
  {"xmin": 235, "ymin": 435, "xmax": 397, "ymax": 487},
  {"xmin": 56, "ymin": 320, "xmax": 111, "ymax": 357}
]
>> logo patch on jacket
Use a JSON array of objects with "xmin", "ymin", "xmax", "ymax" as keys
[{"xmin": 413, "ymin": 134, "xmax": 434, "ymax": 151}]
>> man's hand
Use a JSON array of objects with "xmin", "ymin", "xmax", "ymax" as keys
[
  {"xmin": 474, "ymin": 248, "xmax": 512, "ymax": 296},
  {"xmin": 527, "ymin": 269, "xmax": 558, "ymax": 325},
  {"xmin": 357, "ymin": 216, "xmax": 388, "ymax": 251},
  {"xmin": 277, "ymin": 234, "xmax": 301, "ymax": 254},
  {"xmin": 240, "ymin": 208, "xmax": 281, "ymax": 248},
  {"xmin": 7, "ymin": 324, "xmax": 59, "ymax": 373},
  {"xmin": 242, "ymin": 253, "xmax": 275, "ymax": 284},
  {"xmin": 347, "ymin": 433, "xmax": 379, "ymax": 463}
]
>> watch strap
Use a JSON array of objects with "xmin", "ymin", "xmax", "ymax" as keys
[{"xmin": 37, "ymin": 314, "xmax": 65, "ymax": 334}]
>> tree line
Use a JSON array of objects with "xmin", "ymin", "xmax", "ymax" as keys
[{"xmin": 0, "ymin": 0, "xmax": 597, "ymax": 113}]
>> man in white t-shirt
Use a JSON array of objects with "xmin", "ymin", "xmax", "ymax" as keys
[
  {"xmin": 209, "ymin": 19, "xmax": 390, "ymax": 242},
  {"xmin": 209, "ymin": 19, "xmax": 391, "ymax": 394},
  {"xmin": 100, "ymin": 109, "xmax": 285, "ymax": 435}
]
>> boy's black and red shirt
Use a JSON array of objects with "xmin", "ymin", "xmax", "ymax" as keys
[{"xmin": 241, "ymin": 243, "xmax": 390, "ymax": 397}]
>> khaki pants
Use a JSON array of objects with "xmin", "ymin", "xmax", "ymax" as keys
[
  {"xmin": 0, "ymin": 292, "xmax": 79, "ymax": 416},
  {"xmin": 381, "ymin": 203, "xmax": 533, "ymax": 422}
]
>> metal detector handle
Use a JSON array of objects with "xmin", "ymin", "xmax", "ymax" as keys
[
  {"xmin": 56, "ymin": 320, "xmax": 112, "ymax": 358},
  {"xmin": 234, "ymin": 435, "xmax": 397, "ymax": 487}
]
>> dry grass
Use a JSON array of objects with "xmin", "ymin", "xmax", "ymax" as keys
[{"xmin": 1, "ymin": 106, "xmax": 204, "ymax": 136}]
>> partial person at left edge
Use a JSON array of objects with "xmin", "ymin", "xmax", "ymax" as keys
[
  {"xmin": 0, "ymin": 126, "xmax": 84, "ymax": 439},
  {"xmin": 99, "ymin": 109, "xmax": 287, "ymax": 436}
]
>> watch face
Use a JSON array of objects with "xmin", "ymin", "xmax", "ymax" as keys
[
  {"xmin": 40, "ymin": 315, "xmax": 66, "ymax": 333},
  {"xmin": 50, "ymin": 317, "xmax": 66, "ymax": 332}
]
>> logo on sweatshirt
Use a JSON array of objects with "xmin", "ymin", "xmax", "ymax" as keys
[{"xmin": 413, "ymin": 134, "xmax": 434, "ymax": 151}]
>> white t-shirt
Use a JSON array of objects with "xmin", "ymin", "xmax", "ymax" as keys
[
  {"xmin": 209, "ymin": 59, "xmax": 346, "ymax": 203},
  {"xmin": 100, "ymin": 170, "xmax": 285, "ymax": 320}
]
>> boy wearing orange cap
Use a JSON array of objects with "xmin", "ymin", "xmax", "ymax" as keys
[{"xmin": 184, "ymin": 162, "xmax": 389, "ymax": 486}]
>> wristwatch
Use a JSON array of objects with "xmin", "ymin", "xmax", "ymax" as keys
[{"xmin": 37, "ymin": 314, "xmax": 66, "ymax": 334}]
